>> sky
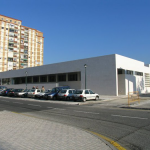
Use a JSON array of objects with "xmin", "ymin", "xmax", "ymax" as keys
[{"xmin": 1, "ymin": 0, "xmax": 150, "ymax": 65}]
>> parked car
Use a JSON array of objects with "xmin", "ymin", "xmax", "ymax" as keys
[
  {"xmin": 14, "ymin": 89, "xmax": 29, "ymax": 97},
  {"xmin": 44, "ymin": 86, "xmax": 70, "ymax": 100},
  {"xmin": 27, "ymin": 89, "xmax": 41, "ymax": 98},
  {"xmin": 35, "ymin": 89, "xmax": 51, "ymax": 99},
  {"xmin": 1, "ymin": 88, "xmax": 14, "ymax": 96},
  {"xmin": 7, "ymin": 89, "xmax": 16, "ymax": 97},
  {"xmin": 0, "ymin": 86, "xmax": 7, "ymax": 95},
  {"xmin": 73, "ymin": 89, "xmax": 99, "ymax": 102},
  {"xmin": 13, "ymin": 89, "xmax": 24, "ymax": 97},
  {"xmin": 57, "ymin": 89, "xmax": 76, "ymax": 100}
]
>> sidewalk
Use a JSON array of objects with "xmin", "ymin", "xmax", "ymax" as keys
[
  {"xmin": 0, "ymin": 110, "xmax": 113, "ymax": 150},
  {"xmin": 90, "ymin": 94, "xmax": 150, "ymax": 110}
]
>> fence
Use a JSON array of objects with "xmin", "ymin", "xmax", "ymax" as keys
[{"xmin": 128, "ymin": 91, "xmax": 140, "ymax": 106}]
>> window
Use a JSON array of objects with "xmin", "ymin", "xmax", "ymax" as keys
[
  {"xmin": 33, "ymin": 76, "xmax": 39, "ymax": 83},
  {"xmin": 1, "ymin": 27, "xmax": 4, "ymax": 29},
  {"xmin": 89, "ymin": 90, "xmax": 94, "ymax": 94},
  {"xmin": 118, "ymin": 69, "xmax": 125, "ymax": 74},
  {"xmin": 68, "ymin": 73, "xmax": 78, "ymax": 81},
  {"xmin": 6, "ymin": 28, "xmax": 8, "ymax": 30},
  {"xmin": 126, "ymin": 70, "xmax": 133, "ymax": 75},
  {"xmin": 85, "ymin": 90, "xmax": 89, "ymax": 94},
  {"xmin": 10, "ymin": 20, "xmax": 12, "ymax": 22},
  {"xmin": 135, "ymin": 71, "xmax": 143, "ymax": 76},
  {"xmin": 40, "ymin": 75, "xmax": 47, "ymax": 82},
  {"xmin": 48, "ymin": 75, "xmax": 56, "ymax": 82},
  {"xmin": 1, "ymin": 18, "xmax": 4, "ymax": 20},
  {"xmin": 58, "ymin": 74, "xmax": 66, "ymax": 82}
]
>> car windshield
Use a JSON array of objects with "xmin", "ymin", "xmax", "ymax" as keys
[
  {"xmin": 31, "ymin": 89, "xmax": 35, "ymax": 92},
  {"xmin": 23, "ymin": 89, "xmax": 28, "ymax": 92},
  {"xmin": 16, "ymin": 89, "xmax": 23, "ymax": 92},
  {"xmin": 60, "ymin": 90, "xmax": 67, "ymax": 93},
  {"xmin": 75, "ymin": 90, "xmax": 83, "ymax": 94}
]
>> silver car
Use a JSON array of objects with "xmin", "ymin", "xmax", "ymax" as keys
[
  {"xmin": 73, "ymin": 89, "xmax": 99, "ymax": 102},
  {"xmin": 28, "ymin": 89, "xmax": 41, "ymax": 98},
  {"xmin": 58, "ymin": 89, "xmax": 76, "ymax": 100}
]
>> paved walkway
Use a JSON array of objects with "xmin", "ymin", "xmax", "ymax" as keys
[{"xmin": 0, "ymin": 110, "xmax": 112, "ymax": 150}]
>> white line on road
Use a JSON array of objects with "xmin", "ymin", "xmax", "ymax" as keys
[
  {"xmin": 53, "ymin": 108, "xmax": 66, "ymax": 111},
  {"xmin": 13, "ymin": 102, "xmax": 23, "ymax": 104},
  {"xmin": 74, "ymin": 110, "xmax": 99, "ymax": 115},
  {"xmin": 111, "ymin": 114, "xmax": 148, "ymax": 120},
  {"xmin": 28, "ymin": 104, "xmax": 41, "ymax": 107},
  {"xmin": 1, "ymin": 100, "xmax": 9, "ymax": 102}
]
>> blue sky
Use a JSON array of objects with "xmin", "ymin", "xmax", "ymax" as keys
[{"xmin": 1, "ymin": 0, "xmax": 150, "ymax": 64}]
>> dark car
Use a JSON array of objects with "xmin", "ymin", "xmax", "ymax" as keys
[
  {"xmin": 0, "ymin": 86, "xmax": 7, "ymax": 95},
  {"xmin": 1, "ymin": 88, "xmax": 14, "ymax": 96},
  {"xmin": 44, "ymin": 86, "xmax": 70, "ymax": 100},
  {"xmin": 7, "ymin": 89, "xmax": 16, "ymax": 97}
]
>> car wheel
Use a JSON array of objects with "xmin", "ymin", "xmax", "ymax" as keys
[
  {"xmin": 53, "ymin": 96, "xmax": 56, "ymax": 100},
  {"xmin": 82, "ymin": 97, "xmax": 86, "ymax": 102},
  {"xmin": 66, "ymin": 97, "xmax": 70, "ymax": 101},
  {"xmin": 21, "ymin": 95, "xmax": 25, "ymax": 98},
  {"xmin": 95, "ymin": 96, "xmax": 99, "ymax": 101}
]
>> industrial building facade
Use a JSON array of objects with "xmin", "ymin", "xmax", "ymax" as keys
[
  {"xmin": 0, "ymin": 54, "xmax": 150, "ymax": 96},
  {"xmin": 0, "ymin": 14, "xmax": 44, "ymax": 72}
]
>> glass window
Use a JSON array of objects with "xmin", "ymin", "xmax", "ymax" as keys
[
  {"xmin": 126, "ymin": 70, "xmax": 133, "ymax": 75},
  {"xmin": 58, "ymin": 74, "xmax": 66, "ymax": 82},
  {"xmin": 33, "ymin": 76, "xmax": 39, "ymax": 83},
  {"xmin": 68, "ymin": 73, "xmax": 78, "ymax": 81},
  {"xmin": 85, "ymin": 90, "xmax": 89, "ymax": 94},
  {"xmin": 48, "ymin": 75, "xmax": 56, "ymax": 82},
  {"xmin": 40, "ymin": 75, "xmax": 47, "ymax": 82},
  {"xmin": 135, "ymin": 71, "xmax": 143, "ymax": 76},
  {"xmin": 89, "ymin": 90, "xmax": 94, "ymax": 94},
  {"xmin": 75, "ymin": 90, "xmax": 83, "ymax": 94},
  {"xmin": 60, "ymin": 90, "xmax": 67, "ymax": 93},
  {"xmin": 69, "ymin": 90, "xmax": 72, "ymax": 94}
]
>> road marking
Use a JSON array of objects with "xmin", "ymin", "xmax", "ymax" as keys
[
  {"xmin": 111, "ymin": 114, "xmax": 148, "ymax": 120},
  {"xmin": 74, "ymin": 110, "xmax": 99, "ymax": 115},
  {"xmin": 28, "ymin": 104, "xmax": 41, "ymax": 107},
  {"xmin": 86, "ymin": 130, "xmax": 126, "ymax": 150},
  {"xmin": 53, "ymin": 108, "xmax": 66, "ymax": 111},
  {"xmin": 47, "ymin": 107, "xmax": 54, "ymax": 108},
  {"xmin": 1, "ymin": 100, "xmax": 9, "ymax": 102},
  {"xmin": 13, "ymin": 102, "xmax": 23, "ymax": 104}
]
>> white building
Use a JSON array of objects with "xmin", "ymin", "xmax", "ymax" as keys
[{"xmin": 0, "ymin": 54, "xmax": 150, "ymax": 96}]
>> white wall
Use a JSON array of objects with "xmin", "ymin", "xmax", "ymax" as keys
[
  {"xmin": 116, "ymin": 54, "xmax": 150, "ymax": 95},
  {"xmin": 118, "ymin": 74, "xmax": 125, "ymax": 95}
]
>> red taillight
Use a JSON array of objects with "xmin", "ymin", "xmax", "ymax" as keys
[
  {"xmin": 64, "ymin": 94, "xmax": 67, "ymax": 97},
  {"xmin": 33, "ymin": 92, "xmax": 35, "ymax": 94},
  {"xmin": 80, "ymin": 95, "xmax": 83, "ymax": 97}
]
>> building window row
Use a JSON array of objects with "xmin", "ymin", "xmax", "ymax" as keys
[
  {"xmin": 1, "ymin": 17, "xmax": 21, "ymax": 24},
  {"xmin": 118, "ymin": 69, "xmax": 143, "ymax": 76},
  {"xmin": 4, "ymin": 72, "xmax": 80, "ymax": 84}
]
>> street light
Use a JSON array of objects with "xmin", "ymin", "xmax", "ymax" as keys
[
  {"xmin": 25, "ymin": 71, "xmax": 28, "ymax": 90},
  {"xmin": 84, "ymin": 64, "xmax": 87, "ymax": 89}
]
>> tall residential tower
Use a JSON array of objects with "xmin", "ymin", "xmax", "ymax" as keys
[{"xmin": 0, "ymin": 14, "xmax": 44, "ymax": 72}]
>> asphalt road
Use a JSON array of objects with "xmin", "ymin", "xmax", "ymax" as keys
[{"xmin": 0, "ymin": 96, "xmax": 150, "ymax": 150}]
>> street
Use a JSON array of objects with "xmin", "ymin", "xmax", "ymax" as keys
[{"xmin": 0, "ymin": 96, "xmax": 150, "ymax": 150}]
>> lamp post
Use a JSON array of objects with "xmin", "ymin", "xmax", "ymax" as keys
[
  {"xmin": 84, "ymin": 64, "xmax": 87, "ymax": 89},
  {"xmin": 25, "ymin": 71, "xmax": 28, "ymax": 90}
]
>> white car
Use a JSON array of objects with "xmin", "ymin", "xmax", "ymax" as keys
[
  {"xmin": 27, "ymin": 89, "xmax": 41, "ymax": 98},
  {"xmin": 57, "ymin": 89, "xmax": 76, "ymax": 100},
  {"xmin": 73, "ymin": 89, "xmax": 99, "ymax": 102},
  {"xmin": 35, "ymin": 89, "xmax": 51, "ymax": 99}
]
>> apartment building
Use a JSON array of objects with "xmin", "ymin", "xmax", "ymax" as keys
[{"xmin": 0, "ymin": 14, "xmax": 44, "ymax": 72}]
